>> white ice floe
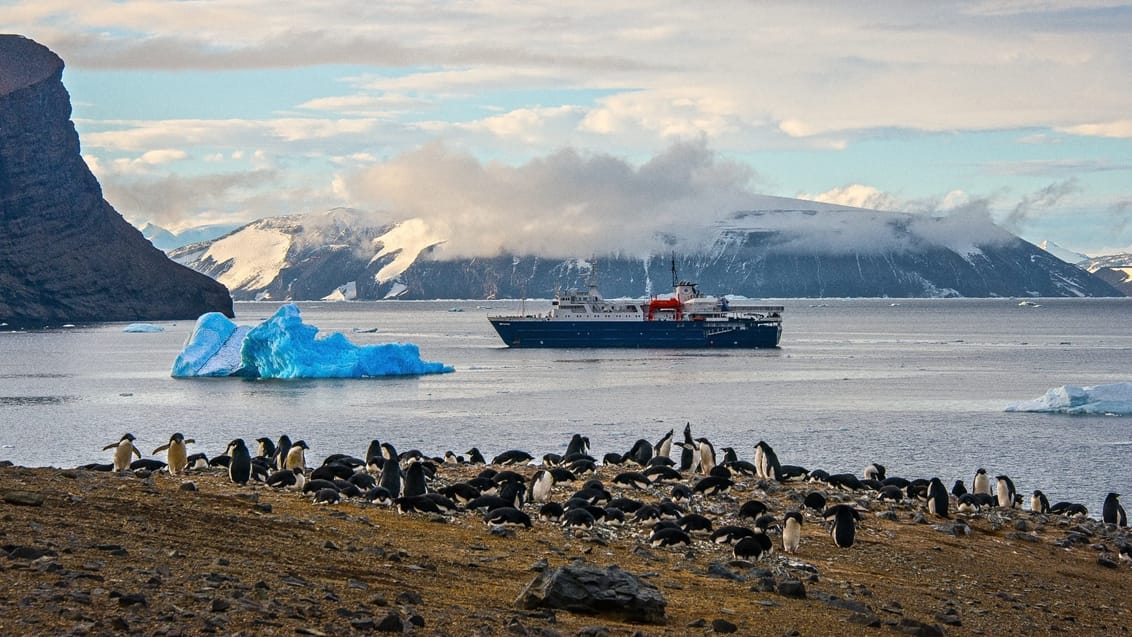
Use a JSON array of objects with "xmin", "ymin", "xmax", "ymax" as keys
[
  {"xmin": 1005, "ymin": 382, "xmax": 1132, "ymax": 415},
  {"xmin": 122, "ymin": 323, "xmax": 165, "ymax": 333},
  {"xmin": 171, "ymin": 304, "xmax": 453, "ymax": 379}
]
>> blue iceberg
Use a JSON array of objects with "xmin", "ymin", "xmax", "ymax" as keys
[
  {"xmin": 123, "ymin": 323, "xmax": 165, "ymax": 333},
  {"xmin": 1005, "ymin": 382, "xmax": 1132, "ymax": 415},
  {"xmin": 171, "ymin": 304, "xmax": 453, "ymax": 379}
]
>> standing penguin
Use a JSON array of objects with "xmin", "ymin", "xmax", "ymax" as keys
[
  {"xmin": 863, "ymin": 463, "xmax": 886, "ymax": 481},
  {"xmin": 365, "ymin": 439, "xmax": 382, "ymax": 465},
  {"xmin": 824, "ymin": 505, "xmax": 861, "ymax": 548},
  {"xmin": 926, "ymin": 477, "xmax": 949, "ymax": 518},
  {"xmin": 254, "ymin": 437, "xmax": 276, "ymax": 461},
  {"xmin": 755, "ymin": 441, "xmax": 782, "ymax": 481},
  {"xmin": 1031, "ymin": 490, "xmax": 1051, "ymax": 513},
  {"xmin": 285, "ymin": 440, "xmax": 309, "ymax": 471},
  {"xmin": 694, "ymin": 438, "xmax": 716, "ymax": 475},
  {"xmin": 653, "ymin": 429, "xmax": 674, "ymax": 460},
  {"xmin": 228, "ymin": 439, "xmax": 252, "ymax": 485},
  {"xmin": 152, "ymin": 433, "xmax": 195, "ymax": 476},
  {"xmin": 379, "ymin": 457, "xmax": 402, "ymax": 498},
  {"xmin": 951, "ymin": 480, "xmax": 968, "ymax": 498},
  {"xmin": 1102, "ymin": 493, "xmax": 1127, "ymax": 527},
  {"xmin": 274, "ymin": 435, "xmax": 292, "ymax": 471},
  {"xmin": 972, "ymin": 468, "xmax": 991, "ymax": 496},
  {"xmin": 782, "ymin": 511, "xmax": 803, "ymax": 554},
  {"xmin": 402, "ymin": 462, "xmax": 428, "ymax": 497},
  {"xmin": 565, "ymin": 434, "xmax": 590, "ymax": 457},
  {"xmin": 678, "ymin": 423, "xmax": 695, "ymax": 471},
  {"xmin": 996, "ymin": 475, "xmax": 1017, "ymax": 509},
  {"xmin": 528, "ymin": 469, "xmax": 555, "ymax": 504},
  {"xmin": 102, "ymin": 434, "xmax": 141, "ymax": 472}
]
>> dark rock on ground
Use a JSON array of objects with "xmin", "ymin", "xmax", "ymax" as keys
[{"xmin": 517, "ymin": 561, "xmax": 667, "ymax": 625}]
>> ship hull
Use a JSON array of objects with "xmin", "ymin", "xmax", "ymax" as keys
[{"xmin": 488, "ymin": 317, "xmax": 781, "ymax": 349}]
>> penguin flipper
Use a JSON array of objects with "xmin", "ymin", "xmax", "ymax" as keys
[
  {"xmin": 152, "ymin": 444, "xmax": 170, "ymax": 454},
  {"xmin": 184, "ymin": 439, "xmax": 195, "ymax": 445},
  {"xmin": 131, "ymin": 445, "xmax": 142, "ymax": 458},
  {"xmin": 101, "ymin": 443, "xmax": 118, "ymax": 451}
]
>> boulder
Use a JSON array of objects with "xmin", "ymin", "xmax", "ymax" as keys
[{"xmin": 516, "ymin": 561, "xmax": 667, "ymax": 625}]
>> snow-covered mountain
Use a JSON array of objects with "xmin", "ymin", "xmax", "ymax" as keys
[
  {"xmin": 171, "ymin": 202, "xmax": 1122, "ymax": 300},
  {"xmin": 1082, "ymin": 252, "xmax": 1132, "ymax": 296},
  {"xmin": 1037, "ymin": 240, "xmax": 1090, "ymax": 265},
  {"xmin": 142, "ymin": 222, "xmax": 243, "ymax": 251}
]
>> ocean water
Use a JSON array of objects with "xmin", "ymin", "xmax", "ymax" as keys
[{"xmin": 2, "ymin": 297, "xmax": 1130, "ymax": 515}]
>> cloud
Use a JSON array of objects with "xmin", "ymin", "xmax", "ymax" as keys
[
  {"xmin": 1003, "ymin": 179, "xmax": 1081, "ymax": 231},
  {"xmin": 1058, "ymin": 119, "xmax": 1132, "ymax": 139},
  {"xmin": 803, "ymin": 184, "xmax": 902, "ymax": 211},
  {"xmin": 95, "ymin": 168, "xmax": 280, "ymax": 227},
  {"xmin": 338, "ymin": 139, "xmax": 759, "ymax": 258}
]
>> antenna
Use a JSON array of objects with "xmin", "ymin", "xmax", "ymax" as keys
[{"xmin": 670, "ymin": 253, "xmax": 677, "ymax": 289}]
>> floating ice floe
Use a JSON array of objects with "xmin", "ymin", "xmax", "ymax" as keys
[
  {"xmin": 171, "ymin": 304, "xmax": 453, "ymax": 379},
  {"xmin": 1005, "ymin": 382, "xmax": 1132, "ymax": 415},
  {"xmin": 122, "ymin": 323, "xmax": 165, "ymax": 333}
]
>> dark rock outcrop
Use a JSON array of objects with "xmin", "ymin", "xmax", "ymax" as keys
[
  {"xmin": 516, "ymin": 561, "xmax": 667, "ymax": 624},
  {"xmin": 0, "ymin": 35, "xmax": 232, "ymax": 327}
]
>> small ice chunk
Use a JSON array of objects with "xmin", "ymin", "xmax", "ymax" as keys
[
  {"xmin": 1005, "ymin": 382, "xmax": 1132, "ymax": 415},
  {"xmin": 122, "ymin": 323, "xmax": 165, "ymax": 333}
]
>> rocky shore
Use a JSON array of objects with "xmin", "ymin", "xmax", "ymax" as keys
[{"xmin": 1, "ymin": 461, "xmax": 1129, "ymax": 636}]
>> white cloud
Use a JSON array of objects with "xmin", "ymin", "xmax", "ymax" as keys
[
  {"xmin": 1059, "ymin": 119, "xmax": 1132, "ymax": 139},
  {"xmin": 802, "ymin": 184, "xmax": 902, "ymax": 212}
]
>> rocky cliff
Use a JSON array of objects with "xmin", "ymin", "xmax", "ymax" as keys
[{"xmin": 0, "ymin": 35, "xmax": 232, "ymax": 327}]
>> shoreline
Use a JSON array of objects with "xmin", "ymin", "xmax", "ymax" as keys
[{"xmin": 2, "ymin": 461, "xmax": 1130, "ymax": 635}]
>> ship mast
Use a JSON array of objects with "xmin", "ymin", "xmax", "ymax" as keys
[{"xmin": 670, "ymin": 254, "xmax": 677, "ymax": 289}]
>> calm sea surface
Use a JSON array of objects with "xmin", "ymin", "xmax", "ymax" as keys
[{"xmin": 2, "ymin": 298, "xmax": 1130, "ymax": 514}]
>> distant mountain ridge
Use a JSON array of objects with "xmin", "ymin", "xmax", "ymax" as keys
[
  {"xmin": 170, "ymin": 205, "xmax": 1121, "ymax": 300},
  {"xmin": 141, "ymin": 222, "xmax": 242, "ymax": 251},
  {"xmin": 1082, "ymin": 253, "xmax": 1132, "ymax": 296}
]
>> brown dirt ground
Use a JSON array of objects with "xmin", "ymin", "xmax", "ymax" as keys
[{"xmin": 1, "ymin": 464, "xmax": 1129, "ymax": 636}]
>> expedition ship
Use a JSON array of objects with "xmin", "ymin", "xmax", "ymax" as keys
[{"xmin": 487, "ymin": 274, "xmax": 782, "ymax": 349}]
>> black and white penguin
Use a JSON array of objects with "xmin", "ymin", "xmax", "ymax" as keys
[
  {"xmin": 267, "ymin": 466, "xmax": 305, "ymax": 490},
  {"xmin": 562, "ymin": 507, "xmax": 596, "ymax": 531},
  {"xmin": 395, "ymin": 495, "xmax": 442, "ymax": 515},
  {"xmin": 312, "ymin": 487, "xmax": 341, "ymax": 505},
  {"xmin": 678, "ymin": 513, "xmax": 713, "ymax": 534},
  {"xmin": 623, "ymin": 439, "xmax": 653, "ymax": 467},
  {"xmin": 649, "ymin": 526, "xmax": 692, "ymax": 548},
  {"xmin": 738, "ymin": 500, "xmax": 769, "ymax": 521},
  {"xmin": 528, "ymin": 469, "xmax": 555, "ymax": 503},
  {"xmin": 379, "ymin": 456, "xmax": 402, "ymax": 498},
  {"xmin": 254, "ymin": 437, "xmax": 276, "ymax": 460},
  {"xmin": 824, "ymin": 504, "xmax": 861, "ymax": 548},
  {"xmin": 102, "ymin": 433, "xmax": 141, "ymax": 472},
  {"xmin": 710, "ymin": 525, "xmax": 756, "ymax": 545},
  {"xmin": 483, "ymin": 507, "xmax": 532, "ymax": 528},
  {"xmin": 878, "ymin": 485, "xmax": 904, "ymax": 502},
  {"xmin": 612, "ymin": 471, "xmax": 652, "ymax": 490},
  {"xmin": 643, "ymin": 466, "xmax": 681, "ymax": 483},
  {"xmin": 653, "ymin": 429, "xmax": 674, "ymax": 460},
  {"xmin": 402, "ymin": 462, "xmax": 428, "ymax": 497},
  {"xmin": 669, "ymin": 484, "xmax": 693, "ymax": 504},
  {"xmin": 926, "ymin": 477, "xmax": 949, "ymax": 518},
  {"xmin": 972, "ymin": 468, "xmax": 991, "ymax": 496},
  {"xmin": 693, "ymin": 437, "xmax": 716, "ymax": 475},
  {"xmin": 274, "ymin": 434, "xmax": 292, "ymax": 471},
  {"xmin": 285, "ymin": 440, "xmax": 309, "ymax": 471},
  {"xmin": 754, "ymin": 441, "xmax": 782, "ymax": 481},
  {"xmin": 778, "ymin": 465, "xmax": 809, "ymax": 482},
  {"xmin": 782, "ymin": 511, "xmax": 803, "ymax": 554},
  {"xmin": 466, "ymin": 447, "xmax": 487, "ymax": 465},
  {"xmin": 733, "ymin": 531, "xmax": 773, "ymax": 560},
  {"xmin": 565, "ymin": 433, "xmax": 590, "ymax": 457},
  {"xmin": 692, "ymin": 475, "xmax": 733, "ymax": 496},
  {"xmin": 364, "ymin": 439, "xmax": 382, "ymax": 464},
  {"xmin": 678, "ymin": 422, "xmax": 695, "ymax": 471},
  {"xmin": 720, "ymin": 447, "xmax": 739, "ymax": 464},
  {"xmin": 228, "ymin": 438, "xmax": 252, "ymax": 485},
  {"xmin": 951, "ymin": 480, "xmax": 968, "ymax": 498},
  {"xmin": 1103, "ymin": 492, "xmax": 1127, "ymax": 527},
  {"xmin": 1031, "ymin": 490, "xmax": 1051, "ymax": 513},
  {"xmin": 185, "ymin": 452, "xmax": 210, "ymax": 471},
  {"xmin": 863, "ymin": 463, "xmax": 886, "ymax": 481},
  {"xmin": 152, "ymin": 433, "xmax": 195, "ymax": 476},
  {"xmin": 491, "ymin": 449, "xmax": 534, "ymax": 466},
  {"xmin": 803, "ymin": 492, "xmax": 827, "ymax": 513},
  {"xmin": 995, "ymin": 475, "xmax": 1017, "ymax": 509}
]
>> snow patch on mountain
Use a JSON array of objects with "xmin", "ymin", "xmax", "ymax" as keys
[
  {"xmin": 370, "ymin": 218, "xmax": 444, "ymax": 283},
  {"xmin": 1038, "ymin": 240, "xmax": 1090, "ymax": 265},
  {"xmin": 207, "ymin": 226, "xmax": 292, "ymax": 291}
]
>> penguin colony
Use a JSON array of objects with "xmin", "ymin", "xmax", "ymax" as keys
[{"xmin": 93, "ymin": 425, "xmax": 1130, "ymax": 563}]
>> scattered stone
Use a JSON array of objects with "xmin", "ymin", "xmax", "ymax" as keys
[
  {"xmin": 7, "ymin": 546, "xmax": 56, "ymax": 560},
  {"xmin": 875, "ymin": 510, "xmax": 899, "ymax": 522},
  {"xmin": 935, "ymin": 608, "xmax": 962, "ymax": 626},
  {"xmin": 686, "ymin": 618, "xmax": 707, "ymax": 628},
  {"xmin": 179, "ymin": 482, "xmax": 197, "ymax": 492},
  {"xmin": 711, "ymin": 618, "xmax": 738, "ymax": 633},
  {"xmin": 115, "ymin": 592, "xmax": 147, "ymax": 607},
  {"xmin": 776, "ymin": 579, "xmax": 806, "ymax": 599},
  {"xmin": 896, "ymin": 618, "xmax": 945, "ymax": 636},
  {"xmin": 3, "ymin": 491, "xmax": 45, "ymax": 506},
  {"xmin": 254, "ymin": 502, "xmax": 273, "ymax": 514},
  {"xmin": 408, "ymin": 614, "xmax": 425, "ymax": 627},
  {"xmin": 531, "ymin": 558, "xmax": 549, "ymax": 572},
  {"xmin": 707, "ymin": 562, "xmax": 745, "ymax": 582},
  {"xmin": 847, "ymin": 613, "xmax": 882, "ymax": 627},
  {"xmin": 576, "ymin": 627, "xmax": 610, "ymax": 637},
  {"xmin": 211, "ymin": 598, "xmax": 231, "ymax": 612},
  {"xmin": 1097, "ymin": 557, "xmax": 1119, "ymax": 569},
  {"xmin": 516, "ymin": 561, "xmax": 667, "ymax": 625}
]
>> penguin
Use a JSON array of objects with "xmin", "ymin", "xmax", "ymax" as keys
[
  {"xmin": 691, "ymin": 475, "xmax": 733, "ymax": 496},
  {"xmin": 562, "ymin": 507, "xmax": 597, "ymax": 531},
  {"xmin": 678, "ymin": 422, "xmax": 695, "ymax": 471},
  {"xmin": 972, "ymin": 468, "xmax": 991, "ymax": 496},
  {"xmin": 754, "ymin": 441, "xmax": 782, "ymax": 481},
  {"xmin": 130, "ymin": 459, "xmax": 166, "ymax": 471},
  {"xmin": 951, "ymin": 480, "xmax": 968, "ymax": 498},
  {"xmin": 267, "ymin": 467, "xmax": 305, "ymax": 490},
  {"xmin": 254, "ymin": 437, "xmax": 276, "ymax": 460},
  {"xmin": 778, "ymin": 465, "xmax": 809, "ymax": 482},
  {"xmin": 996, "ymin": 475, "xmax": 1016, "ymax": 509},
  {"xmin": 612, "ymin": 471, "xmax": 652, "ymax": 490},
  {"xmin": 565, "ymin": 433, "xmax": 590, "ymax": 457},
  {"xmin": 491, "ymin": 449, "xmax": 533, "ymax": 466},
  {"xmin": 379, "ymin": 456, "xmax": 402, "ymax": 498},
  {"xmin": 466, "ymin": 447, "xmax": 487, "ymax": 465},
  {"xmin": 877, "ymin": 485, "xmax": 904, "ymax": 502},
  {"xmin": 395, "ymin": 495, "xmax": 442, "ymax": 515},
  {"xmin": 670, "ymin": 483, "xmax": 693, "ymax": 504},
  {"xmin": 365, "ymin": 439, "xmax": 383, "ymax": 464},
  {"xmin": 528, "ymin": 469, "xmax": 555, "ymax": 503},
  {"xmin": 782, "ymin": 511, "xmax": 803, "ymax": 554},
  {"xmin": 649, "ymin": 526, "xmax": 692, "ymax": 548},
  {"xmin": 733, "ymin": 531, "xmax": 773, "ymax": 560},
  {"xmin": 284, "ymin": 440, "xmax": 309, "ymax": 471},
  {"xmin": 312, "ymin": 488, "xmax": 341, "ymax": 505},
  {"xmin": 151, "ymin": 433, "xmax": 195, "ymax": 476},
  {"xmin": 102, "ymin": 433, "xmax": 141, "ymax": 472},
  {"xmin": 824, "ymin": 504, "xmax": 861, "ymax": 548},
  {"xmin": 720, "ymin": 447, "xmax": 739, "ymax": 464},
  {"xmin": 538, "ymin": 501, "xmax": 564, "ymax": 522},
  {"xmin": 603, "ymin": 507, "xmax": 626, "ymax": 526},
  {"xmin": 365, "ymin": 486, "xmax": 394, "ymax": 506},
  {"xmin": 633, "ymin": 504, "xmax": 662, "ymax": 523},
  {"xmin": 228, "ymin": 438, "xmax": 252, "ymax": 485},
  {"xmin": 643, "ymin": 466, "xmax": 681, "ymax": 483},
  {"xmin": 1031, "ymin": 490, "xmax": 1050, "ymax": 513},
  {"xmin": 803, "ymin": 492, "xmax": 827, "ymax": 513},
  {"xmin": 402, "ymin": 462, "xmax": 428, "ymax": 497},
  {"xmin": 863, "ymin": 463, "xmax": 886, "ymax": 481},
  {"xmin": 274, "ymin": 435, "xmax": 292, "ymax": 471},
  {"xmin": 622, "ymin": 439, "xmax": 653, "ymax": 467},
  {"xmin": 653, "ymin": 429, "xmax": 674, "ymax": 460},
  {"xmin": 753, "ymin": 442, "xmax": 767, "ymax": 478},
  {"xmin": 710, "ymin": 525, "xmax": 757, "ymax": 545},
  {"xmin": 926, "ymin": 477, "xmax": 949, "ymax": 518},
  {"xmin": 185, "ymin": 452, "xmax": 210, "ymax": 471},
  {"xmin": 738, "ymin": 500, "xmax": 769, "ymax": 521},
  {"xmin": 677, "ymin": 513, "xmax": 713, "ymax": 534},
  {"xmin": 483, "ymin": 507, "xmax": 532, "ymax": 528},
  {"xmin": 1102, "ymin": 493, "xmax": 1127, "ymax": 527},
  {"xmin": 956, "ymin": 493, "xmax": 983, "ymax": 513},
  {"xmin": 693, "ymin": 437, "xmax": 716, "ymax": 475}
]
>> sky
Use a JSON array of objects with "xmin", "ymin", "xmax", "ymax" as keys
[{"xmin": 5, "ymin": 1, "xmax": 1132, "ymax": 257}]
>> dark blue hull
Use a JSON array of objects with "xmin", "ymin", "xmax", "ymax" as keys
[{"xmin": 488, "ymin": 318, "xmax": 781, "ymax": 348}]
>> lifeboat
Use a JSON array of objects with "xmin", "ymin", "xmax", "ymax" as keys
[{"xmin": 646, "ymin": 297, "xmax": 683, "ymax": 321}]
